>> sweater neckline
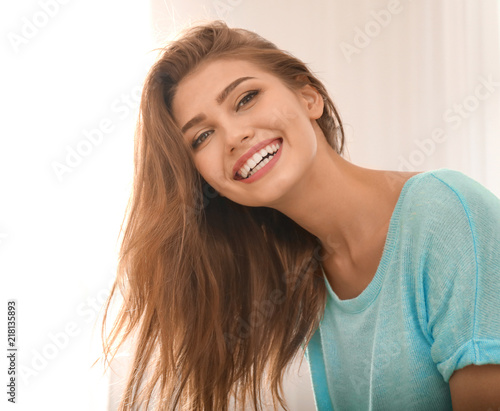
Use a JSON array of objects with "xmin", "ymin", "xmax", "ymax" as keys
[{"xmin": 321, "ymin": 169, "xmax": 438, "ymax": 314}]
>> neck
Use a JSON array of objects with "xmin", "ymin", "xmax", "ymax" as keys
[{"xmin": 268, "ymin": 131, "xmax": 407, "ymax": 267}]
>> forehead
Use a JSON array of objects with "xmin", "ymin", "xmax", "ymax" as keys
[{"xmin": 171, "ymin": 59, "xmax": 279, "ymax": 123}]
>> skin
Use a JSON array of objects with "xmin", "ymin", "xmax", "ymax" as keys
[
  {"xmin": 449, "ymin": 364, "xmax": 500, "ymax": 410},
  {"xmin": 171, "ymin": 58, "xmax": 500, "ymax": 406},
  {"xmin": 172, "ymin": 58, "xmax": 414, "ymax": 298}
]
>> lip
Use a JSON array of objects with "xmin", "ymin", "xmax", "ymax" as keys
[{"xmin": 232, "ymin": 137, "xmax": 283, "ymax": 179}]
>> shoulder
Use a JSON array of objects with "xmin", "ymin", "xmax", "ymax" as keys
[
  {"xmin": 399, "ymin": 168, "xmax": 500, "ymax": 236},
  {"xmin": 424, "ymin": 168, "xmax": 500, "ymax": 210},
  {"xmin": 399, "ymin": 169, "xmax": 500, "ymax": 335},
  {"xmin": 401, "ymin": 170, "xmax": 500, "ymax": 383},
  {"xmin": 397, "ymin": 168, "xmax": 500, "ymax": 276}
]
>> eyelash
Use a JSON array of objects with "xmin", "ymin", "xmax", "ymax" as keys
[
  {"xmin": 192, "ymin": 130, "xmax": 213, "ymax": 149},
  {"xmin": 236, "ymin": 89, "xmax": 260, "ymax": 111},
  {"xmin": 191, "ymin": 89, "xmax": 261, "ymax": 149}
]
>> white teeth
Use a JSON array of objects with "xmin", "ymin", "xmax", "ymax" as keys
[
  {"xmin": 247, "ymin": 157, "xmax": 271, "ymax": 177},
  {"xmin": 251, "ymin": 152, "xmax": 262, "ymax": 163},
  {"xmin": 247, "ymin": 158, "xmax": 257, "ymax": 169},
  {"xmin": 237, "ymin": 140, "xmax": 282, "ymax": 179}
]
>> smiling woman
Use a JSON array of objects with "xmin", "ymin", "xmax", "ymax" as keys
[
  {"xmin": 102, "ymin": 21, "xmax": 344, "ymax": 411},
  {"xmin": 171, "ymin": 58, "xmax": 328, "ymax": 208},
  {"xmin": 102, "ymin": 20, "xmax": 500, "ymax": 411}
]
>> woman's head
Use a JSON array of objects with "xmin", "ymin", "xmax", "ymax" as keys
[
  {"xmin": 147, "ymin": 20, "xmax": 344, "ymax": 203},
  {"xmin": 154, "ymin": 21, "xmax": 343, "ymax": 144},
  {"xmin": 172, "ymin": 57, "xmax": 329, "ymax": 208},
  {"xmin": 104, "ymin": 20, "xmax": 337, "ymax": 411}
]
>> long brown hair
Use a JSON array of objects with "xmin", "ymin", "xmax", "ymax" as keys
[{"xmin": 102, "ymin": 20, "xmax": 345, "ymax": 410}]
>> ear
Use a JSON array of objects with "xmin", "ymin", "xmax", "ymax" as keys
[{"xmin": 298, "ymin": 84, "xmax": 324, "ymax": 120}]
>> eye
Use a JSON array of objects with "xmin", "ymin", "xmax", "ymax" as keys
[
  {"xmin": 192, "ymin": 129, "xmax": 214, "ymax": 149},
  {"xmin": 236, "ymin": 89, "xmax": 260, "ymax": 111}
]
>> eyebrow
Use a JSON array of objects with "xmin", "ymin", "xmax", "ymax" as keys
[
  {"xmin": 216, "ymin": 76, "xmax": 255, "ymax": 105},
  {"xmin": 181, "ymin": 114, "xmax": 206, "ymax": 135},
  {"xmin": 180, "ymin": 76, "xmax": 256, "ymax": 134}
]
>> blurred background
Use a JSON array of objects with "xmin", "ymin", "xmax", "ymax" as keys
[{"xmin": 1, "ymin": 0, "xmax": 499, "ymax": 410}]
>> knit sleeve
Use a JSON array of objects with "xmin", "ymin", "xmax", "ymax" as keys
[{"xmin": 416, "ymin": 170, "xmax": 500, "ymax": 383}]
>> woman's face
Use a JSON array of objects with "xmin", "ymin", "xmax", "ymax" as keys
[{"xmin": 171, "ymin": 58, "xmax": 324, "ymax": 208}]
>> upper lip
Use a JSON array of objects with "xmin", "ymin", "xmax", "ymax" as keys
[{"xmin": 232, "ymin": 137, "xmax": 282, "ymax": 179}]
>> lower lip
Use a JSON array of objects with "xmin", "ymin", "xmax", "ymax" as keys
[{"xmin": 237, "ymin": 140, "xmax": 283, "ymax": 184}]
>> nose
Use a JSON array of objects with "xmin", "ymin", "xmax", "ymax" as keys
[
  {"xmin": 229, "ymin": 136, "xmax": 249, "ymax": 153},
  {"xmin": 224, "ymin": 120, "xmax": 254, "ymax": 154}
]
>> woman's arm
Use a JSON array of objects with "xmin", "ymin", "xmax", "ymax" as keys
[{"xmin": 450, "ymin": 364, "xmax": 500, "ymax": 411}]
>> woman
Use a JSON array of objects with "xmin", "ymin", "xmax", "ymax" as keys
[{"xmin": 103, "ymin": 20, "xmax": 500, "ymax": 410}]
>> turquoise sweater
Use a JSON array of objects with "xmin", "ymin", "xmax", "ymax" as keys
[{"xmin": 305, "ymin": 168, "xmax": 500, "ymax": 410}]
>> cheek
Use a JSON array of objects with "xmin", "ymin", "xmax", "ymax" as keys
[
  {"xmin": 261, "ymin": 99, "xmax": 302, "ymax": 130},
  {"xmin": 195, "ymin": 150, "xmax": 226, "ymax": 189}
]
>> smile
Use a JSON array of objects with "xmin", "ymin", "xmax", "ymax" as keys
[{"xmin": 234, "ymin": 138, "xmax": 283, "ymax": 182}]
